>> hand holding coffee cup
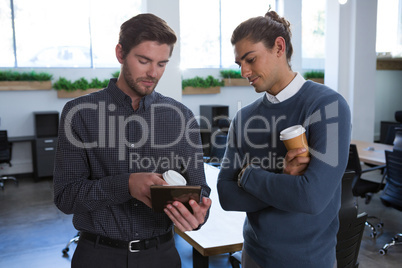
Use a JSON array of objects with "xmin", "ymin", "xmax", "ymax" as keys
[{"xmin": 279, "ymin": 125, "xmax": 309, "ymax": 157}]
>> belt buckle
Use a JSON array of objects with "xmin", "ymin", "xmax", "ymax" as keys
[{"xmin": 129, "ymin": 240, "xmax": 141, "ymax": 252}]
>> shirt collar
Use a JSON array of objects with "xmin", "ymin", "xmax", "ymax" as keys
[
  {"xmin": 265, "ymin": 72, "xmax": 306, "ymax": 103},
  {"xmin": 107, "ymin": 78, "xmax": 157, "ymax": 112}
]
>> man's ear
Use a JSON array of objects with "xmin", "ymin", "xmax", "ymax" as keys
[
  {"xmin": 115, "ymin": 44, "xmax": 124, "ymax": 64},
  {"xmin": 274, "ymin": 37, "xmax": 286, "ymax": 57}
]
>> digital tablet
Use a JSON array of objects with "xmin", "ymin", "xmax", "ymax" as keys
[{"xmin": 150, "ymin": 185, "xmax": 202, "ymax": 213}]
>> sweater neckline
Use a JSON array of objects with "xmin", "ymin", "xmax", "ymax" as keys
[{"xmin": 261, "ymin": 80, "xmax": 313, "ymax": 109}]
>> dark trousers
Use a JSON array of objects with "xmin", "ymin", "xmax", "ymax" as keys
[{"xmin": 72, "ymin": 235, "xmax": 181, "ymax": 268}]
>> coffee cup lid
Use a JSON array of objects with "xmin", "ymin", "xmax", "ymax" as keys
[
  {"xmin": 279, "ymin": 125, "xmax": 306, "ymax": 141},
  {"xmin": 162, "ymin": 170, "xmax": 186, "ymax": 186}
]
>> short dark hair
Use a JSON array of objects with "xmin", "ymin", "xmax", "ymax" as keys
[
  {"xmin": 119, "ymin": 13, "xmax": 177, "ymax": 59},
  {"xmin": 231, "ymin": 10, "xmax": 293, "ymax": 68}
]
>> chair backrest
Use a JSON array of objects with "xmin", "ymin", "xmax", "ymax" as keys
[
  {"xmin": 338, "ymin": 171, "xmax": 358, "ymax": 232},
  {"xmin": 217, "ymin": 118, "xmax": 230, "ymax": 135},
  {"xmin": 336, "ymin": 171, "xmax": 367, "ymax": 268},
  {"xmin": 395, "ymin": 110, "xmax": 402, "ymax": 123},
  {"xmin": 346, "ymin": 144, "xmax": 362, "ymax": 176},
  {"xmin": 0, "ymin": 130, "xmax": 11, "ymax": 164},
  {"xmin": 209, "ymin": 134, "xmax": 227, "ymax": 162},
  {"xmin": 384, "ymin": 124, "xmax": 402, "ymax": 145},
  {"xmin": 336, "ymin": 212, "xmax": 368, "ymax": 268},
  {"xmin": 380, "ymin": 150, "xmax": 402, "ymax": 211},
  {"xmin": 393, "ymin": 129, "xmax": 402, "ymax": 151}
]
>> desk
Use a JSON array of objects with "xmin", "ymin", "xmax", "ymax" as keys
[
  {"xmin": 9, "ymin": 135, "xmax": 35, "ymax": 143},
  {"xmin": 8, "ymin": 136, "xmax": 35, "ymax": 178},
  {"xmin": 351, "ymin": 140, "xmax": 393, "ymax": 166},
  {"xmin": 175, "ymin": 164, "xmax": 245, "ymax": 268},
  {"xmin": 9, "ymin": 135, "xmax": 57, "ymax": 180}
]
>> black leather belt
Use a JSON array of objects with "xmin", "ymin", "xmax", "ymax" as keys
[{"xmin": 80, "ymin": 231, "xmax": 173, "ymax": 252}]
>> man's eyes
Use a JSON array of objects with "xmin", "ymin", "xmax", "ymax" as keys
[
  {"xmin": 236, "ymin": 57, "xmax": 256, "ymax": 67},
  {"xmin": 139, "ymin": 59, "xmax": 166, "ymax": 67},
  {"xmin": 246, "ymin": 57, "xmax": 255, "ymax": 64}
]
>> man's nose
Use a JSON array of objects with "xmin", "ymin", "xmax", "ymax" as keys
[
  {"xmin": 146, "ymin": 64, "xmax": 157, "ymax": 78},
  {"xmin": 241, "ymin": 64, "xmax": 251, "ymax": 78}
]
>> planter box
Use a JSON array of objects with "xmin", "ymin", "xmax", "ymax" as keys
[
  {"xmin": 223, "ymin": 78, "xmax": 250, "ymax": 87},
  {"xmin": 0, "ymin": 81, "xmax": 52, "ymax": 91},
  {"xmin": 308, "ymin": 78, "xmax": 324, "ymax": 84},
  {"xmin": 182, "ymin": 86, "xmax": 221, "ymax": 95},
  {"xmin": 376, "ymin": 58, "xmax": 402, "ymax": 70},
  {"xmin": 57, "ymin": 88, "xmax": 101, "ymax": 98}
]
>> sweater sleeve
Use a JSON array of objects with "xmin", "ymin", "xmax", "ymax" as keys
[
  {"xmin": 241, "ymin": 94, "xmax": 351, "ymax": 214},
  {"xmin": 217, "ymin": 114, "xmax": 270, "ymax": 212}
]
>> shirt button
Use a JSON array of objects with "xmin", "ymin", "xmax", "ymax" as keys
[{"xmin": 130, "ymin": 144, "xmax": 135, "ymax": 148}]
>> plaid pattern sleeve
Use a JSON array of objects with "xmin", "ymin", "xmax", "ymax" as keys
[{"xmin": 53, "ymin": 79, "xmax": 210, "ymax": 241}]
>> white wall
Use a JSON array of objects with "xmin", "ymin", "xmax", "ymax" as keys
[
  {"xmin": 325, "ymin": 0, "xmax": 378, "ymax": 142},
  {"xmin": 147, "ymin": 0, "xmax": 182, "ymax": 102},
  {"xmin": 374, "ymin": 70, "xmax": 402, "ymax": 136}
]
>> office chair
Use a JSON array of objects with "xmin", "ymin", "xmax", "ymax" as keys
[
  {"xmin": 346, "ymin": 144, "xmax": 386, "ymax": 237},
  {"xmin": 206, "ymin": 134, "xmax": 227, "ymax": 167},
  {"xmin": 336, "ymin": 171, "xmax": 368, "ymax": 268},
  {"xmin": 204, "ymin": 119, "xmax": 229, "ymax": 167},
  {"xmin": 383, "ymin": 111, "xmax": 402, "ymax": 145},
  {"xmin": 62, "ymin": 232, "xmax": 80, "ymax": 256},
  {"xmin": 229, "ymin": 251, "xmax": 241, "ymax": 268},
  {"xmin": 392, "ymin": 129, "xmax": 402, "ymax": 151},
  {"xmin": 379, "ymin": 150, "xmax": 402, "ymax": 255},
  {"xmin": 383, "ymin": 125, "xmax": 402, "ymax": 145},
  {"xmin": 0, "ymin": 130, "xmax": 18, "ymax": 190},
  {"xmin": 216, "ymin": 118, "xmax": 230, "ymax": 135}
]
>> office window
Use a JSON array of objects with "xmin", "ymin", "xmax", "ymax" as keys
[
  {"xmin": 90, "ymin": 1, "xmax": 143, "ymax": 67},
  {"xmin": 301, "ymin": 0, "xmax": 326, "ymax": 69},
  {"xmin": 14, "ymin": 0, "xmax": 92, "ymax": 68},
  {"xmin": 179, "ymin": 0, "xmax": 220, "ymax": 69},
  {"xmin": 0, "ymin": 0, "xmax": 14, "ymax": 67},
  {"xmin": 376, "ymin": 0, "xmax": 402, "ymax": 57},
  {"xmin": 180, "ymin": 0, "xmax": 275, "ymax": 69},
  {"xmin": 0, "ymin": 0, "xmax": 142, "ymax": 68}
]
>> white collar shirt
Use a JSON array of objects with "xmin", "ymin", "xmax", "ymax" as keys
[{"xmin": 265, "ymin": 72, "xmax": 306, "ymax": 103}]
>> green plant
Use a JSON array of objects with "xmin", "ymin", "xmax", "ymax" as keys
[
  {"xmin": 182, "ymin": 75, "xmax": 224, "ymax": 90},
  {"xmin": 53, "ymin": 77, "xmax": 109, "ymax": 91},
  {"xmin": 0, "ymin": 70, "xmax": 52, "ymax": 81},
  {"xmin": 303, "ymin": 70, "xmax": 324, "ymax": 79},
  {"xmin": 112, "ymin": 71, "xmax": 120, "ymax": 78},
  {"xmin": 220, "ymin": 69, "xmax": 243, "ymax": 79}
]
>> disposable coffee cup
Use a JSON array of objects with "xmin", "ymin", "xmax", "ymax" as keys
[
  {"xmin": 162, "ymin": 170, "xmax": 186, "ymax": 186},
  {"xmin": 279, "ymin": 125, "xmax": 309, "ymax": 157}
]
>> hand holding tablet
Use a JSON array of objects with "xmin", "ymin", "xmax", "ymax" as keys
[{"xmin": 150, "ymin": 170, "xmax": 202, "ymax": 213}]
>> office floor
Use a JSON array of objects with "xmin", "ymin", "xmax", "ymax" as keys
[{"xmin": 0, "ymin": 170, "xmax": 401, "ymax": 268}]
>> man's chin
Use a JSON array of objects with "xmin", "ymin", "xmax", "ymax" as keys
[
  {"xmin": 253, "ymin": 85, "xmax": 264, "ymax": 93},
  {"xmin": 144, "ymin": 85, "xmax": 157, "ymax": 94},
  {"xmin": 133, "ymin": 85, "xmax": 156, "ymax": 97}
]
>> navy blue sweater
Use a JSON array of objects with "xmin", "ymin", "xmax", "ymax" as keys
[{"xmin": 217, "ymin": 81, "xmax": 351, "ymax": 267}]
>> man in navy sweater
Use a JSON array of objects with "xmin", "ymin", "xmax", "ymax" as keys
[{"xmin": 217, "ymin": 10, "xmax": 351, "ymax": 268}]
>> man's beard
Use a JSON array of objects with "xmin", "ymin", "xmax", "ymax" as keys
[{"xmin": 122, "ymin": 61, "xmax": 158, "ymax": 97}]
